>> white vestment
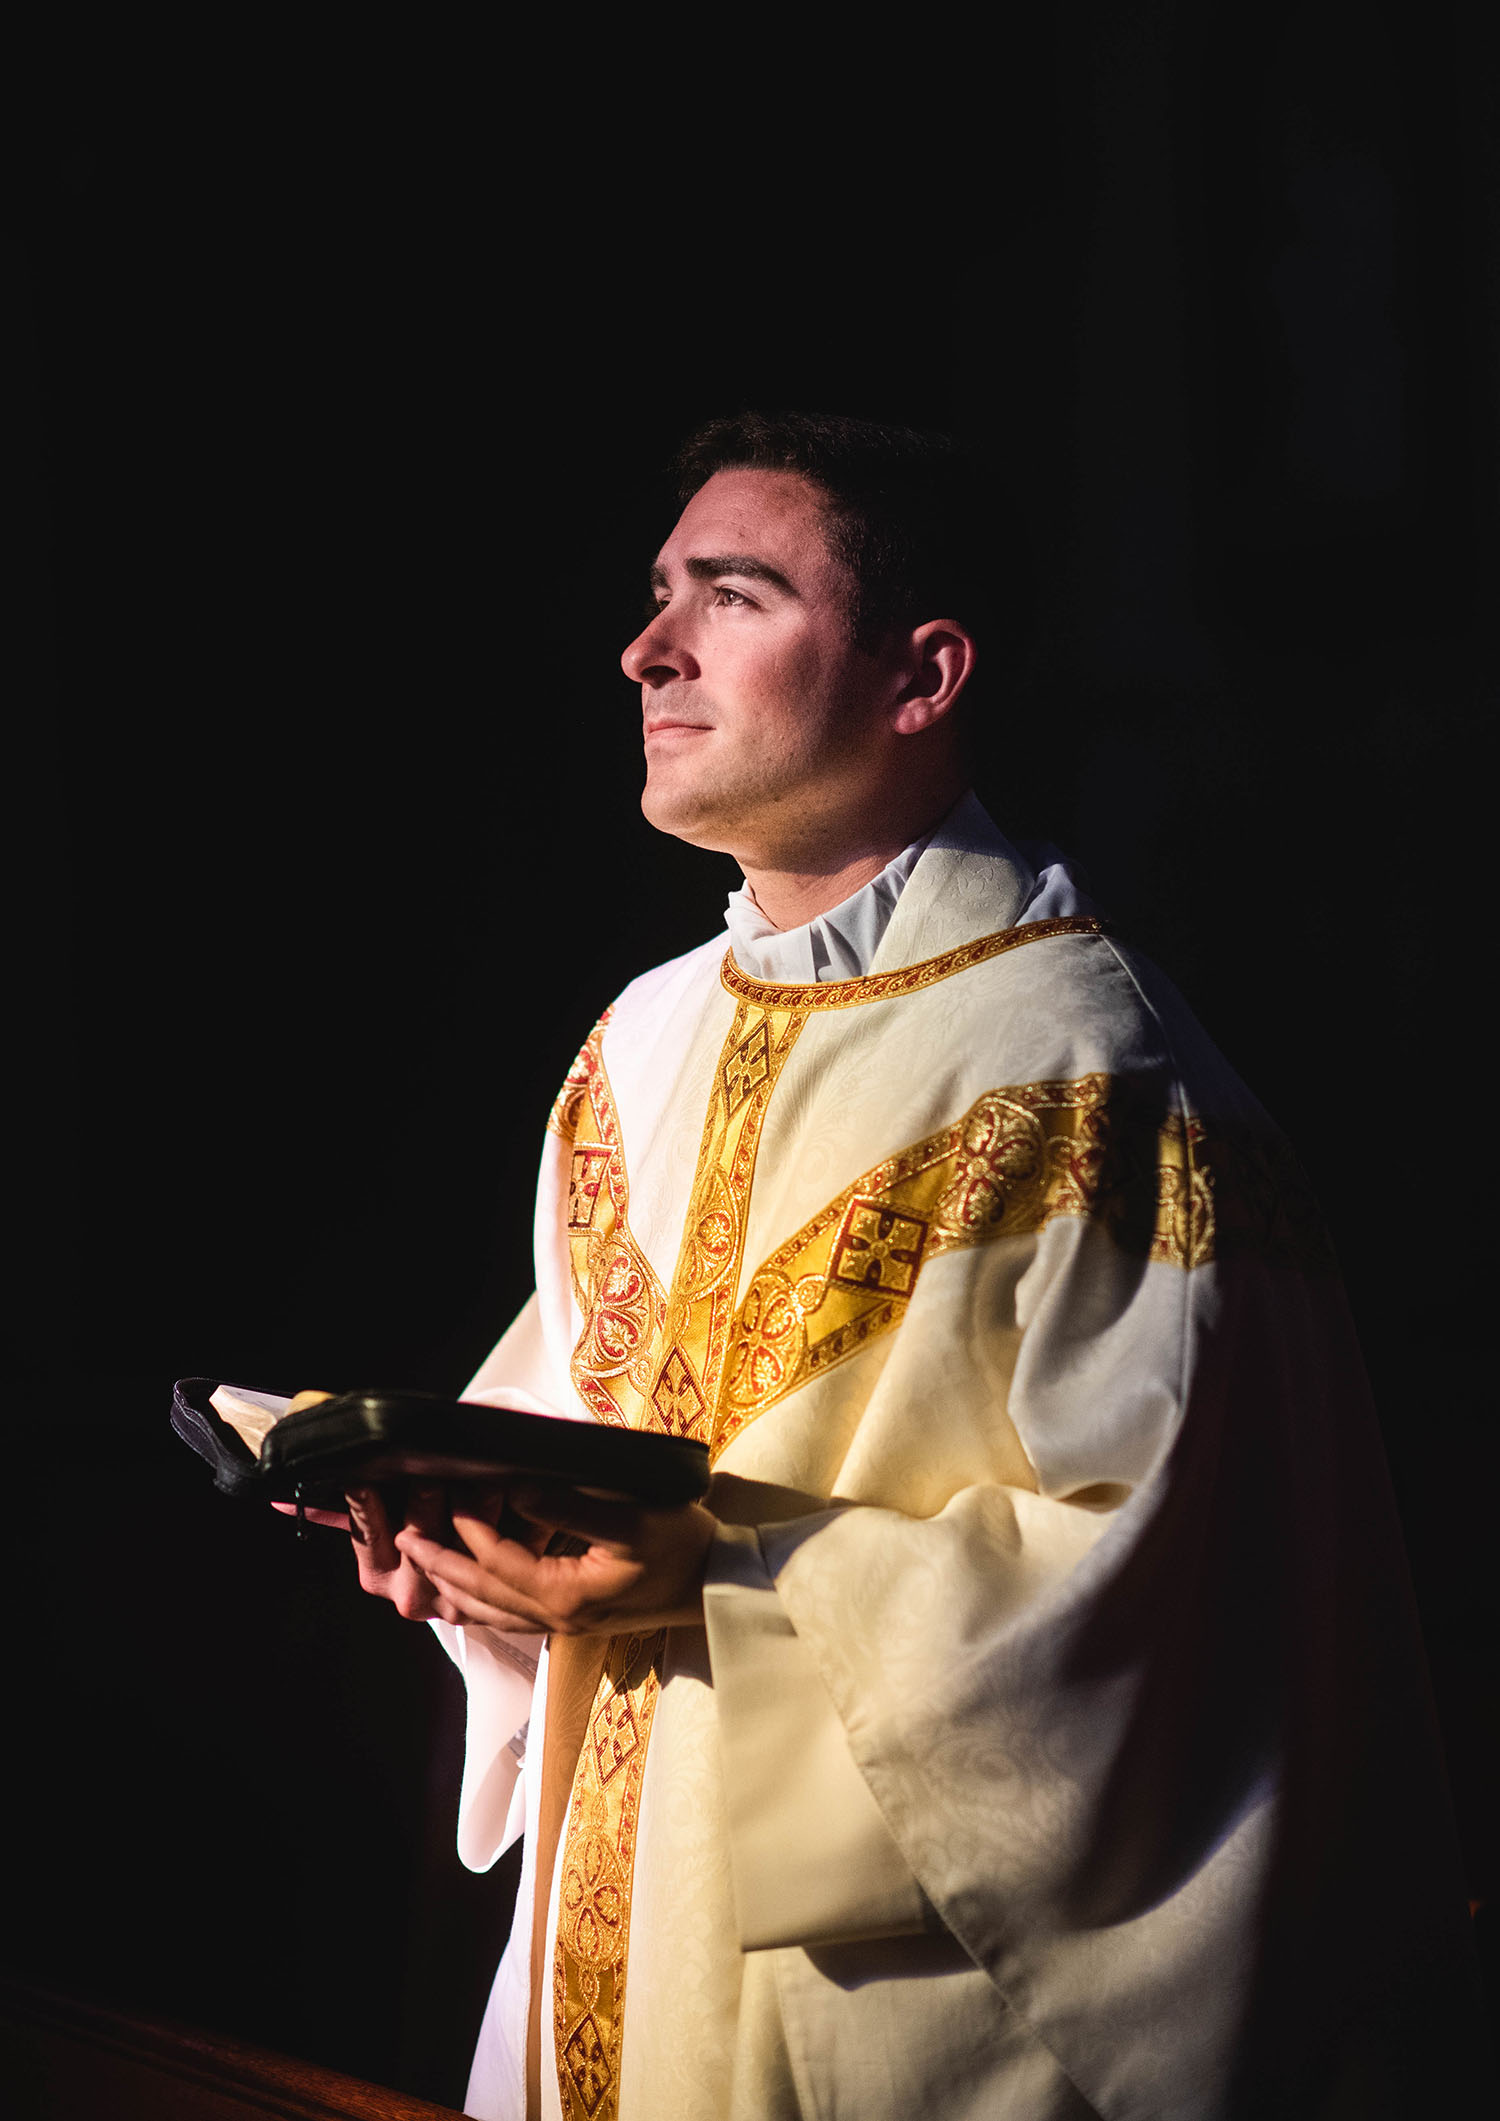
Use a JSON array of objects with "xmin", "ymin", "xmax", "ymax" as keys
[{"xmin": 436, "ymin": 800, "xmax": 1481, "ymax": 2120}]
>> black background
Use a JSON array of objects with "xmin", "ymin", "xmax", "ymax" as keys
[{"xmin": 5, "ymin": 3, "xmax": 1495, "ymax": 2106}]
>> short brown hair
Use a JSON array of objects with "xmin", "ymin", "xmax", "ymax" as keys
[{"xmin": 672, "ymin": 410, "xmax": 1005, "ymax": 656}]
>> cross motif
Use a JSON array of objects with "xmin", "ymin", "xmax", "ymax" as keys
[
  {"xmin": 567, "ymin": 1146, "xmax": 612, "ymax": 1230},
  {"xmin": 830, "ymin": 1199, "xmax": 928, "ymax": 1296},
  {"xmin": 562, "ymin": 2013, "xmax": 612, "ymax": 2116},
  {"xmin": 721, "ymin": 1019, "xmax": 771, "ymax": 1115},
  {"xmin": 650, "ymin": 1346, "xmax": 708, "ymax": 1435},
  {"xmin": 591, "ymin": 1692, "xmax": 640, "ymax": 1782}
]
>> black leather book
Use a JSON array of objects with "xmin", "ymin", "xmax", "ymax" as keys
[{"xmin": 170, "ymin": 1377, "xmax": 711, "ymax": 1511}]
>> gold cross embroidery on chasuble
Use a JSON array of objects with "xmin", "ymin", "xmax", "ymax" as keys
[{"xmin": 538, "ymin": 917, "xmax": 1330, "ymax": 2120}]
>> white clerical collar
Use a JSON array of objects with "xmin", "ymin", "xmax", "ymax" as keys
[{"xmin": 724, "ymin": 790, "xmax": 996, "ymax": 983}]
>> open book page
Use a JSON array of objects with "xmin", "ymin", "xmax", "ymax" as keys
[{"xmin": 210, "ymin": 1383, "xmax": 293, "ymax": 1457}]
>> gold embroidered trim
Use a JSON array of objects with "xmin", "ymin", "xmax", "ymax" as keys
[
  {"xmin": 548, "ymin": 1008, "xmax": 613, "ymax": 1141},
  {"xmin": 560, "ymin": 1021, "xmax": 670, "ymax": 1428},
  {"xmin": 559, "ymin": 996, "xmax": 812, "ymax": 1440},
  {"xmin": 658, "ymin": 994, "xmax": 810, "ymax": 1424},
  {"xmin": 546, "ymin": 1011, "xmax": 1333, "ymax": 2104},
  {"xmin": 552, "ymin": 995, "xmax": 814, "ymax": 2115},
  {"xmin": 712, "ymin": 1073, "xmax": 1332, "ymax": 1458},
  {"xmin": 553, "ymin": 1631, "xmax": 664, "ymax": 2121},
  {"xmin": 719, "ymin": 914, "xmax": 1106, "ymax": 1011},
  {"xmin": 1159, "ymin": 1108, "xmax": 1333, "ymax": 1275}
]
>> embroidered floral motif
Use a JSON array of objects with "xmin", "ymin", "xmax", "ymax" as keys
[
  {"xmin": 712, "ymin": 1074, "xmax": 1332, "ymax": 1457},
  {"xmin": 722, "ymin": 1269, "xmax": 805, "ymax": 1408},
  {"xmin": 557, "ymin": 1023, "xmax": 669, "ymax": 1427},
  {"xmin": 675, "ymin": 1164, "xmax": 740, "ymax": 1301},
  {"xmin": 548, "ymin": 1010, "xmax": 613, "ymax": 1140},
  {"xmin": 547, "ymin": 917, "xmax": 1324, "ymax": 2114},
  {"xmin": 554, "ymin": 1633, "xmax": 663, "ymax": 2121},
  {"xmin": 553, "ymin": 998, "xmax": 812, "ymax": 2121},
  {"xmin": 570, "ymin": 1233, "xmax": 665, "ymax": 1420}
]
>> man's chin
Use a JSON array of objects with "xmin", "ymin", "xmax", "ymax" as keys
[{"xmin": 640, "ymin": 780, "xmax": 740, "ymax": 854}]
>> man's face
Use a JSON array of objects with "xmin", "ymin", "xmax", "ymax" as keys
[{"xmin": 623, "ymin": 469, "xmax": 893, "ymax": 865}]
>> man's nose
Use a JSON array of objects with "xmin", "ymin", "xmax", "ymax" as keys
[{"xmin": 621, "ymin": 608, "xmax": 696, "ymax": 686}]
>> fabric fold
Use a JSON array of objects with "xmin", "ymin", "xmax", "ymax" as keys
[
  {"xmin": 701, "ymin": 1523, "xmax": 928, "ymax": 1952},
  {"xmin": 431, "ymin": 1619, "xmax": 541, "ymax": 1873}
]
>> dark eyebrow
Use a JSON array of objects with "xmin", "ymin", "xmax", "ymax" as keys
[{"xmin": 647, "ymin": 555, "xmax": 798, "ymax": 598}]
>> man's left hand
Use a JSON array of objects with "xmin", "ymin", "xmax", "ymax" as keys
[{"xmin": 395, "ymin": 1484, "xmax": 717, "ymax": 1635}]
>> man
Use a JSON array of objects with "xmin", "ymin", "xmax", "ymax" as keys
[{"xmin": 328, "ymin": 415, "xmax": 1481, "ymax": 2118}]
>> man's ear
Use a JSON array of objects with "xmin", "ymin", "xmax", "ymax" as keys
[{"xmin": 890, "ymin": 621, "xmax": 977, "ymax": 736}]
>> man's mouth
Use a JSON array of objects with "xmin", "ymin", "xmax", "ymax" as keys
[{"xmin": 644, "ymin": 719, "xmax": 712, "ymax": 739}]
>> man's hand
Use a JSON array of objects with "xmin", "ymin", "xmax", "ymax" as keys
[
  {"xmin": 345, "ymin": 1483, "xmax": 465, "ymax": 1624},
  {"xmin": 271, "ymin": 1391, "xmax": 465, "ymax": 1622},
  {"xmin": 396, "ymin": 1483, "xmax": 717, "ymax": 1636},
  {"xmin": 269, "ymin": 1391, "xmax": 350, "ymax": 1528}
]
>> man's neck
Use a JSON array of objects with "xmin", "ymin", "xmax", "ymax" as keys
[{"xmin": 739, "ymin": 790, "xmax": 967, "ymax": 932}]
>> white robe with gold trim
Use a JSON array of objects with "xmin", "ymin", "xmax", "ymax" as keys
[{"xmin": 439, "ymin": 812, "xmax": 1481, "ymax": 2121}]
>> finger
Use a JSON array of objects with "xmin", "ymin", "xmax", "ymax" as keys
[
  {"xmin": 271, "ymin": 1501, "xmax": 352, "ymax": 1530},
  {"xmin": 347, "ymin": 1485, "xmax": 400, "ymax": 1567},
  {"xmin": 388, "ymin": 1560, "xmax": 447, "ymax": 1622},
  {"xmin": 397, "ymin": 1525, "xmax": 472, "ymax": 1573},
  {"xmin": 438, "ymin": 1513, "xmax": 552, "ymax": 1573},
  {"xmin": 450, "ymin": 1505, "xmax": 550, "ymax": 1561},
  {"xmin": 509, "ymin": 1480, "xmax": 644, "ymax": 1548},
  {"xmin": 356, "ymin": 1536, "xmax": 449, "ymax": 1620},
  {"xmin": 353, "ymin": 1545, "xmax": 397, "ymax": 1598},
  {"xmin": 286, "ymin": 1389, "xmax": 336, "ymax": 1414},
  {"xmin": 448, "ymin": 1480, "xmax": 509, "ymax": 1525},
  {"xmin": 404, "ymin": 1483, "xmax": 451, "ymax": 1540},
  {"xmin": 399, "ymin": 1528, "xmax": 554, "ymax": 1630},
  {"xmin": 399, "ymin": 1525, "xmax": 559, "ymax": 1619}
]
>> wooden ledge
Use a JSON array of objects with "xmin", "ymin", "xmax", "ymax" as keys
[{"xmin": 0, "ymin": 1978, "xmax": 467, "ymax": 2120}]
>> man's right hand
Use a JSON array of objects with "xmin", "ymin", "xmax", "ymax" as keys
[
  {"xmin": 276, "ymin": 1389, "xmax": 460, "ymax": 1623},
  {"xmin": 345, "ymin": 1483, "xmax": 463, "ymax": 1623}
]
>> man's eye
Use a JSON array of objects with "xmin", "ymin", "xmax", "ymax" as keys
[{"xmin": 711, "ymin": 586, "xmax": 748, "ymax": 607}]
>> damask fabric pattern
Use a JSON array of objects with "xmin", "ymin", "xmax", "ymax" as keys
[
  {"xmin": 548, "ymin": 921, "xmax": 1120, "ymax": 2121},
  {"xmin": 715, "ymin": 1068, "xmax": 1333, "ymax": 1458},
  {"xmin": 553, "ymin": 1632, "xmax": 663, "ymax": 2121},
  {"xmin": 547, "ymin": 985, "xmax": 809, "ymax": 2119},
  {"xmin": 450, "ymin": 817, "xmax": 1481, "ymax": 2121}
]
